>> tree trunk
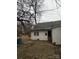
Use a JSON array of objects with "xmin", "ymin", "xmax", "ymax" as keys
[{"xmin": 34, "ymin": 2, "xmax": 37, "ymax": 24}]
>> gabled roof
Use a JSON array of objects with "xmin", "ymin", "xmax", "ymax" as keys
[{"xmin": 32, "ymin": 20, "xmax": 61, "ymax": 31}]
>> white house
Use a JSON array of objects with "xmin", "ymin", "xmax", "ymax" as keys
[{"xmin": 31, "ymin": 20, "xmax": 61, "ymax": 45}]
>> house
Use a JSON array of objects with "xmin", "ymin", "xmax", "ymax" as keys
[{"xmin": 31, "ymin": 20, "xmax": 61, "ymax": 45}]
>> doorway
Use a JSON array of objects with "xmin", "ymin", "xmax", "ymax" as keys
[{"xmin": 48, "ymin": 30, "xmax": 52, "ymax": 43}]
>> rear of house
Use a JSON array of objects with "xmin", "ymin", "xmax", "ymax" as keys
[
  {"xmin": 31, "ymin": 31, "xmax": 48, "ymax": 40},
  {"xmin": 31, "ymin": 20, "xmax": 61, "ymax": 45}
]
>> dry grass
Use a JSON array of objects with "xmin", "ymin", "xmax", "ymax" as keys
[
  {"xmin": 17, "ymin": 40, "xmax": 61, "ymax": 59},
  {"xmin": 19, "ymin": 35, "xmax": 31, "ymax": 40}
]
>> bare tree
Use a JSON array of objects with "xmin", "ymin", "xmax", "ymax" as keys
[{"xmin": 17, "ymin": 0, "xmax": 44, "ymax": 35}]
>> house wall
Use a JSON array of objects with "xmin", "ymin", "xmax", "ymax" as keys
[
  {"xmin": 31, "ymin": 31, "xmax": 48, "ymax": 40},
  {"xmin": 52, "ymin": 27, "xmax": 61, "ymax": 45}
]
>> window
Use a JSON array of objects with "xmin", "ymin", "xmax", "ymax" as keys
[
  {"xmin": 45, "ymin": 33, "xmax": 47, "ymax": 36},
  {"xmin": 37, "ymin": 32, "xmax": 39, "ymax": 36},
  {"xmin": 34, "ymin": 32, "xmax": 39, "ymax": 36},
  {"xmin": 34, "ymin": 32, "xmax": 36, "ymax": 35}
]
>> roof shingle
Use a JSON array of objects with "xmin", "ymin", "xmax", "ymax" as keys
[{"xmin": 32, "ymin": 20, "xmax": 61, "ymax": 31}]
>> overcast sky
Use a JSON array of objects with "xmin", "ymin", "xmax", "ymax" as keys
[{"xmin": 39, "ymin": 0, "xmax": 61, "ymax": 22}]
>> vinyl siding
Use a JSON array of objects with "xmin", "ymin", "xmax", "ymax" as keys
[
  {"xmin": 52, "ymin": 27, "xmax": 61, "ymax": 44},
  {"xmin": 31, "ymin": 31, "xmax": 48, "ymax": 40}
]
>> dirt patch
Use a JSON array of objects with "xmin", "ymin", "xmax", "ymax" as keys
[{"xmin": 17, "ymin": 40, "xmax": 61, "ymax": 59}]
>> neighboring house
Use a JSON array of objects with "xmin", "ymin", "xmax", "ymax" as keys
[{"xmin": 31, "ymin": 20, "xmax": 61, "ymax": 45}]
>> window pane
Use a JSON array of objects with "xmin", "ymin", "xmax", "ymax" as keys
[
  {"xmin": 34, "ymin": 32, "xmax": 36, "ymax": 36},
  {"xmin": 37, "ymin": 32, "xmax": 39, "ymax": 36}
]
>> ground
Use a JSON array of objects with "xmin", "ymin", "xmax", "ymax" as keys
[{"xmin": 17, "ymin": 40, "xmax": 61, "ymax": 59}]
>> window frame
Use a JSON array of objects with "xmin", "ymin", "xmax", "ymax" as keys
[{"xmin": 34, "ymin": 32, "xmax": 39, "ymax": 36}]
